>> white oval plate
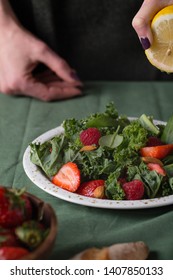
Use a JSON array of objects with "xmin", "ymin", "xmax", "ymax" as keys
[{"xmin": 23, "ymin": 120, "xmax": 173, "ymax": 209}]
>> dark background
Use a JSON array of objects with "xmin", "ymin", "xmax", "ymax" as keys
[{"xmin": 10, "ymin": 0, "xmax": 173, "ymax": 81}]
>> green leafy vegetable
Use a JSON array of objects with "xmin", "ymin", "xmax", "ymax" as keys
[
  {"xmin": 86, "ymin": 102, "xmax": 119, "ymax": 128},
  {"xmin": 139, "ymin": 114, "xmax": 160, "ymax": 135},
  {"xmin": 29, "ymin": 102, "xmax": 173, "ymax": 200},
  {"xmin": 30, "ymin": 136, "xmax": 65, "ymax": 177},
  {"xmin": 161, "ymin": 115, "xmax": 173, "ymax": 143},
  {"xmin": 122, "ymin": 120, "xmax": 148, "ymax": 151},
  {"xmin": 99, "ymin": 133, "xmax": 123, "ymax": 148},
  {"xmin": 105, "ymin": 170, "xmax": 125, "ymax": 200},
  {"xmin": 99, "ymin": 126, "xmax": 123, "ymax": 148}
]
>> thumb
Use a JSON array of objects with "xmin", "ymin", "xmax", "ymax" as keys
[{"xmin": 132, "ymin": 0, "xmax": 168, "ymax": 49}]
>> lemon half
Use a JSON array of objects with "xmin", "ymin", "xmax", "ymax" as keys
[{"xmin": 145, "ymin": 5, "xmax": 173, "ymax": 72}]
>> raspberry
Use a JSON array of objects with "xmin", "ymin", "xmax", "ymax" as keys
[
  {"xmin": 146, "ymin": 137, "xmax": 163, "ymax": 147},
  {"xmin": 122, "ymin": 180, "xmax": 144, "ymax": 200},
  {"xmin": 80, "ymin": 127, "xmax": 101, "ymax": 146}
]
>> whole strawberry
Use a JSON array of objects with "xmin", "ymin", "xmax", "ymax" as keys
[
  {"xmin": 122, "ymin": 180, "xmax": 144, "ymax": 200},
  {"xmin": 80, "ymin": 127, "xmax": 101, "ymax": 146},
  {"xmin": 0, "ymin": 187, "xmax": 32, "ymax": 228}
]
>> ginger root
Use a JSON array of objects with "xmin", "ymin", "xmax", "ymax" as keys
[{"xmin": 71, "ymin": 241, "xmax": 149, "ymax": 260}]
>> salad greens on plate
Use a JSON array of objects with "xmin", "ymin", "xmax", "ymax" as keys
[{"xmin": 30, "ymin": 102, "xmax": 173, "ymax": 201}]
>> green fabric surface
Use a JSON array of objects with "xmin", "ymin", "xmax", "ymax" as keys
[{"xmin": 1, "ymin": 81, "xmax": 173, "ymax": 260}]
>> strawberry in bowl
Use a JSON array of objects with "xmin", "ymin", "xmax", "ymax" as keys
[{"xmin": 0, "ymin": 186, "xmax": 57, "ymax": 260}]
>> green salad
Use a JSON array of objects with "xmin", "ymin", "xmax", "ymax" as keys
[{"xmin": 30, "ymin": 102, "xmax": 173, "ymax": 200}]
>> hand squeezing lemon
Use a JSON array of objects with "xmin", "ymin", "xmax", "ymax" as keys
[{"xmin": 145, "ymin": 5, "xmax": 173, "ymax": 72}]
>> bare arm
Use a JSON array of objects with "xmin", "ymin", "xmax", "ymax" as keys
[{"xmin": 0, "ymin": 0, "xmax": 82, "ymax": 101}]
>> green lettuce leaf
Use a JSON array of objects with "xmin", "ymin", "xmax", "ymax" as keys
[{"xmin": 30, "ymin": 136, "xmax": 65, "ymax": 177}]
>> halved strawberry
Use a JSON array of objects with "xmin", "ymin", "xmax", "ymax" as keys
[
  {"xmin": 147, "ymin": 163, "xmax": 166, "ymax": 176},
  {"xmin": 140, "ymin": 144, "xmax": 173, "ymax": 159},
  {"xmin": 76, "ymin": 180, "xmax": 105, "ymax": 198},
  {"xmin": 52, "ymin": 162, "xmax": 80, "ymax": 192}
]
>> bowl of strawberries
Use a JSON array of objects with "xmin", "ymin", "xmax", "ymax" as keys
[{"xmin": 0, "ymin": 186, "xmax": 58, "ymax": 260}]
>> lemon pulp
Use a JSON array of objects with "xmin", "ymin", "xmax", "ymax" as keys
[{"xmin": 145, "ymin": 5, "xmax": 173, "ymax": 72}]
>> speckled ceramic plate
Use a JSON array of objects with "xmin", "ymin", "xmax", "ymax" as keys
[{"xmin": 23, "ymin": 120, "xmax": 173, "ymax": 209}]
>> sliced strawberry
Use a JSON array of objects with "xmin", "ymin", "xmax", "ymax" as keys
[
  {"xmin": 122, "ymin": 180, "xmax": 144, "ymax": 200},
  {"xmin": 0, "ymin": 246, "xmax": 29, "ymax": 260},
  {"xmin": 80, "ymin": 127, "xmax": 101, "ymax": 146},
  {"xmin": 140, "ymin": 144, "xmax": 173, "ymax": 159},
  {"xmin": 52, "ymin": 162, "xmax": 80, "ymax": 192},
  {"xmin": 147, "ymin": 163, "xmax": 166, "ymax": 176},
  {"xmin": 76, "ymin": 180, "xmax": 105, "ymax": 198}
]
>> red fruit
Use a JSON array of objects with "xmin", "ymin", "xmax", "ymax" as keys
[
  {"xmin": 52, "ymin": 162, "xmax": 80, "ymax": 192},
  {"xmin": 122, "ymin": 180, "xmax": 144, "ymax": 200},
  {"xmin": 0, "ymin": 187, "xmax": 32, "ymax": 228},
  {"xmin": 80, "ymin": 127, "xmax": 101, "ymax": 146},
  {"xmin": 147, "ymin": 163, "xmax": 166, "ymax": 176},
  {"xmin": 77, "ymin": 180, "xmax": 105, "ymax": 198},
  {"xmin": 0, "ymin": 247, "xmax": 29, "ymax": 260},
  {"xmin": 146, "ymin": 137, "xmax": 163, "ymax": 147},
  {"xmin": 140, "ymin": 144, "xmax": 173, "ymax": 159},
  {"xmin": 0, "ymin": 228, "xmax": 19, "ymax": 247}
]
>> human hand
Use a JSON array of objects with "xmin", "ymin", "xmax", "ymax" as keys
[
  {"xmin": 0, "ymin": 7, "xmax": 82, "ymax": 101},
  {"xmin": 132, "ymin": 0, "xmax": 173, "ymax": 49}
]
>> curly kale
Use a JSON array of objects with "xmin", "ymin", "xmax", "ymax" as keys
[
  {"xmin": 122, "ymin": 120, "xmax": 148, "ymax": 151},
  {"xmin": 85, "ymin": 102, "xmax": 119, "ymax": 128},
  {"xmin": 62, "ymin": 118, "xmax": 84, "ymax": 151},
  {"xmin": 111, "ymin": 120, "xmax": 148, "ymax": 172},
  {"xmin": 105, "ymin": 169, "xmax": 125, "ymax": 200},
  {"xmin": 75, "ymin": 146, "xmax": 116, "ymax": 181}
]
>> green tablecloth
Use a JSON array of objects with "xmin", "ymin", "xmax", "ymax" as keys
[{"xmin": 1, "ymin": 81, "xmax": 173, "ymax": 260}]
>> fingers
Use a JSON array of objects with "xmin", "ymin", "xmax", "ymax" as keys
[
  {"xmin": 35, "ymin": 69, "xmax": 82, "ymax": 88},
  {"xmin": 20, "ymin": 76, "xmax": 82, "ymax": 101},
  {"xmin": 37, "ymin": 44, "xmax": 83, "ymax": 85},
  {"xmin": 132, "ymin": 0, "xmax": 171, "ymax": 49}
]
